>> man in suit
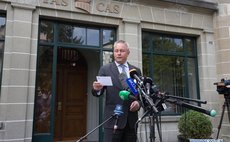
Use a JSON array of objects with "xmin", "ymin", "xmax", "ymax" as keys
[{"xmin": 92, "ymin": 40, "xmax": 141, "ymax": 142}]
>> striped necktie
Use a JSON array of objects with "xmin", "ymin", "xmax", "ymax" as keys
[{"xmin": 120, "ymin": 64, "xmax": 127, "ymax": 78}]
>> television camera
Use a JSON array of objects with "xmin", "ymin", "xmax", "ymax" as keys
[
  {"xmin": 214, "ymin": 79, "xmax": 230, "ymax": 95},
  {"xmin": 214, "ymin": 79, "xmax": 230, "ymax": 139}
]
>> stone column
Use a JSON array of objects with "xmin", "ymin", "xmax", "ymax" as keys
[
  {"xmin": 0, "ymin": 2, "xmax": 37, "ymax": 141},
  {"xmin": 121, "ymin": 19, "xmax": 142, "ymax": 69},
  {"xmin": 214, "ymin": 1, "xmax": 230, "ymax": 141}
]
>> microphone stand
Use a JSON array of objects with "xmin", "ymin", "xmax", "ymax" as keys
[
  {"xmin": 76, "ymin": 114, "xmax": 116, "ymax": 142},
  {"xmin": 135, "ymin": 83, "xmax": 162, "ymax": 142}
]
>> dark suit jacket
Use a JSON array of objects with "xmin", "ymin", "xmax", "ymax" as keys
[{"xmin": 92, "ymin": 62, "xmax": 141, "ymax": 129}]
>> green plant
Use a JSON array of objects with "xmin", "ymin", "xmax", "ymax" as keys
[{"xmin": 178, "ymin": 110, "xmax": 213, "ymax": 139}]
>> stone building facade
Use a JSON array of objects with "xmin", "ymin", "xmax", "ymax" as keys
[{"xmin": 0, "ymin": 0, "xmax": 229, "ymax": 142}]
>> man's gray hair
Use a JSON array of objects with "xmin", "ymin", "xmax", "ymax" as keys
[{"xmin": 113, "ymin": 40, "xmax": 129, "ymax": 49}]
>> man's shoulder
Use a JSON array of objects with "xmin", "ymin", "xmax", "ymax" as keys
[
  {"xmin": 128, "ymin": 63, "xmax": 140, "ymax": 69},
  {"xmin": 101, "ymin": 62, "xmax": 115, "ymax": 69}
]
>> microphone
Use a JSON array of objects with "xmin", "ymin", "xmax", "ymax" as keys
[
  {"xmin": 119, "ymin": 90, "xmax": 137, "ymax": 101},
  {"xmin": 119, "ymin": 72, "xmax": 138, "ymax": 96},
  {"xmin": 126, "ymin": 78, "xmax": 138, "ymax": 96},
  {"xmin": 166, "ymin": 99, "xmax": 217, "ymax": 117},
  {"xmin": 113, "ymin": 104, "xmax": 123, "ymax": 132},
  {"xmin": 129, "ymin": 69, "xmax": 143, "ymax": 85},
  {"xmin": 143, "ymin": 77, "xmax": 153, "ymax": 95},
  {"xmin": 181, "ymin": 102, "xmax": 217, "ymax": 117}
]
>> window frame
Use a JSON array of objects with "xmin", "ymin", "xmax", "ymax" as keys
[
  {"xmin": 0, "ymin": 13, "xmax": 6, "ymax": 95},
  {"xmin": 142, "ymin": 30, "xmax": 200, "ymax": 115}
]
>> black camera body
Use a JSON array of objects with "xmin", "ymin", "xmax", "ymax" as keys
[{"xmin": 214, "ymin": 79, "xmax": 230, "ymax": 95}]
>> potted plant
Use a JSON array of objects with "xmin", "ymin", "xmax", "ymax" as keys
[{"xmin": 177, "ymin": 110, "xmax": 213, "ymax": 142}]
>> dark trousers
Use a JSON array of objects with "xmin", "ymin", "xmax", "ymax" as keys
[{"xmin": 103, "ymin": 124, "xmax": 137, "ymax": 142}]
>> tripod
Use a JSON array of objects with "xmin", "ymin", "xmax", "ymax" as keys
[
  {"xmin": 135, "ymin": 108, "xmax": 162, "ymax": 142},
  {"xmin": 216, "ymin": 94, "xmax": 230, "ymax": 139}
]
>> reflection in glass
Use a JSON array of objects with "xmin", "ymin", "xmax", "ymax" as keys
[
  {"xmin": 185, "ymin": 38, "xmax": 194, "ymax": 56},
  {"xmin": 187, "ymin": 58, "xmax": 197, "ymax": 99},
  {"xmin": 103, "ymin": 29, "xmax": 115, "ymax": 49},
  {"xmin": 151, "ymin": 35, "xmax": 184, "ymax": 52},
  {"xmin": 103, "ymin": 51, "xmax": 113, "ymax": 65},
  {"xmin": 73, "ymin": 27, "xmax": 86, "ymax": 45},
  {"xmin": 87, "ymin": 28, "xmax": 99, "ymax": 46},
  {"xmin": 0, "ymin": 16, "xmax": 6, "ymax": 39},
  {"xmin": 142, "ymin": 33, "xmax": 151, "ymax": 51},
  {"xmin": 34, "ymin": 46, "xmax": 53, "ymax": 133},
  {"xmin": 39, "ymin": 21, "xmax": 54, "ymax": 43},
  {"xmin": 59, "ymin": 24, "xmax": 73, "ymax": 43},
  {"xmin": 161, "ymin": 37, "xmax": 183, "ymax": 52},
  {"xmin": 142, "ymin": 54, "xmax": 150, "ymax": 76},
  {"xmin": 0, "ymin": 42, "xmax": 4, "ymax": 93},
  {"xmin": 152, "ymin": 55, "xmax": 185, "ymax": 114}
]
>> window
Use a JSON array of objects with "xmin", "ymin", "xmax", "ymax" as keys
[
  {"xmin": 142, "ymin": 31, "xmax": 199, "ymax": 115},
  {"xmin": 0, "ymin": 14, "xmax": 6, "ymax": 94}
]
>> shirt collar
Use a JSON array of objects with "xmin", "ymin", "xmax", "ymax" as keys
[{"xmin": 115, "ymin": 61, "xmax": 128, "ymax": 67}]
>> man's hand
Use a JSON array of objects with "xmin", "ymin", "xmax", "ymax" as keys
[
  {"xmin": 130, "ymin": 101, "xmax": 140, "ymax": 112},
  {"xmin": 93, "ymin": 81, "xmax": 103, "ymax": 91}
]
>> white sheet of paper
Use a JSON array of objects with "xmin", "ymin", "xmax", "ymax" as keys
[{"xmin": 96, "ymin": 76, "xmax": 113, "ymax": 86}]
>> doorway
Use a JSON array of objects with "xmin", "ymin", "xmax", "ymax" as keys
[
  {"xmin": 33, "ymin": 19, "xmax": 116, "ymax": 142},
  {"xmin": 54, "ymin": 47, "xmax": 87, "ymax": 141}
]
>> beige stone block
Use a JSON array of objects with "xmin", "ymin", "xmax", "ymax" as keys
[
  {"xmin": 4, "ymin": 121, "xmax": 27, "ymax": 139},
  {"xmin": 165, "ymin": 10, "xmax": 180, "ymax": 26},
  {"xmin": 216, "ymin": 15, "xmax": 230, "ymax": 27},
  {"xmin": 2, "ymin": 53, "xmax": 10, "ymax": 68},
  {"xmin": 56, "ymin": 10, "xmax": 72, "ymax": 19},
  {"xmin": 152, "ymin": 7, "xmax": 165, "ymax": 23},
  {"xmin": 217, "ymin": 38, "xmax": 230, "ymax": 50},
  {"xmin": 199, "ymin": 66, "xmax": 217, "ymax": 80},
  {"xmin": 217, "ymin": 50, "xmax": 230, "ymax": 62},
  {"xmin": 154, "ymin": 24, "xmax": 166, "ymax": 31},
  {"xmin": 31, "ymin": 23, "xmax": 39, "ymax": 40},
  {"xmin": 181, "ymin": 12, "xmax": 192, "ymax": 27},
  {"xmin": 11, "ymin": 37, "xmax": 31, "ymax": 53},
  {"xmin": 29, "ymin": 54, "xmax": 37, "ymax": 70},
  {"xmin": 165, "ymin": 26, "xmax": 180, "ymax": 33},
  {"xmin": 199, "ymin": 54, "xmax": 216, "ymax": 67},
  {"xmin": 1, "ymin": 87, "xmax": 28, "ymax": 103},
  {"xmin": 7, "ymin": 70, "xmax": 30, "ymax": 86},
  {"xmin": 125, "ymin": 35, "xmax": 138, "ymax": 47},
  {"xmin": 192, "ymin": 14, "xmax": 203, "ymax": 28},
  {"xmin": 30, "ymin": 39, "xmax": 38, "ymax": 54},
  {"xmin": 0, "ymin": 1, "xmax": 7, "ymax": 10},
  {"xmin": 139, "ymin": 5, "xmax": 153, "ymax": 22},
  {"xmin": 37, "ymin": 0, "xmax": 57, "ymax": 9},
  {"xmin": 5, "ymin": 21, "xmax": 13, "ymax": 37},
  {"xmin": 203, "ymin": 15, "xmax": 214, "ymax": 30},
  {"xmin": 39, "ymin": 8, "xmax": 57, "ymax": 17},
  {"xmin": 178, "ymin": 27, "xmax": 201, "ymax": 35},
  {"xmin": 217, "ymin": 63, "xmax": 230, "ymax": 74},
  {"xmin": 91, "ymin": 15, "xmax": 106, "ymax": 24},
  {"xmin": 105, "ymin": 17, "xmax": 120, "ymax": 25},
  {"xmin": 13, "ymin": 8, "xmax": 33, "ymax": 22},
  {"xmin": 121, "ymin": 4, "xmax": 140, "ymax": 21},
  {"xmin": 24, "ymin": 120, "xmax": 33, "ymax": 138},
  {"xmin": 124, "ymin": 23, "xmax": 138, "ymax": 35},
  {"xmin": 141, "ymin": 22, "xmax": 154, "ymax": 29},
  {"xmin": 72, "ymin": 12, "xmax": 92, "ymax": 21},
  {"xmin": 216, "ymin": 27, "xmax": 229, "ymax": 39},
  {"xmin": 13, "ymin": 21, "xmax": 32, "ymax": 37},
  {"xmin": 27, "ymin": 87, "xmax": 35, "ymax": 103}
]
